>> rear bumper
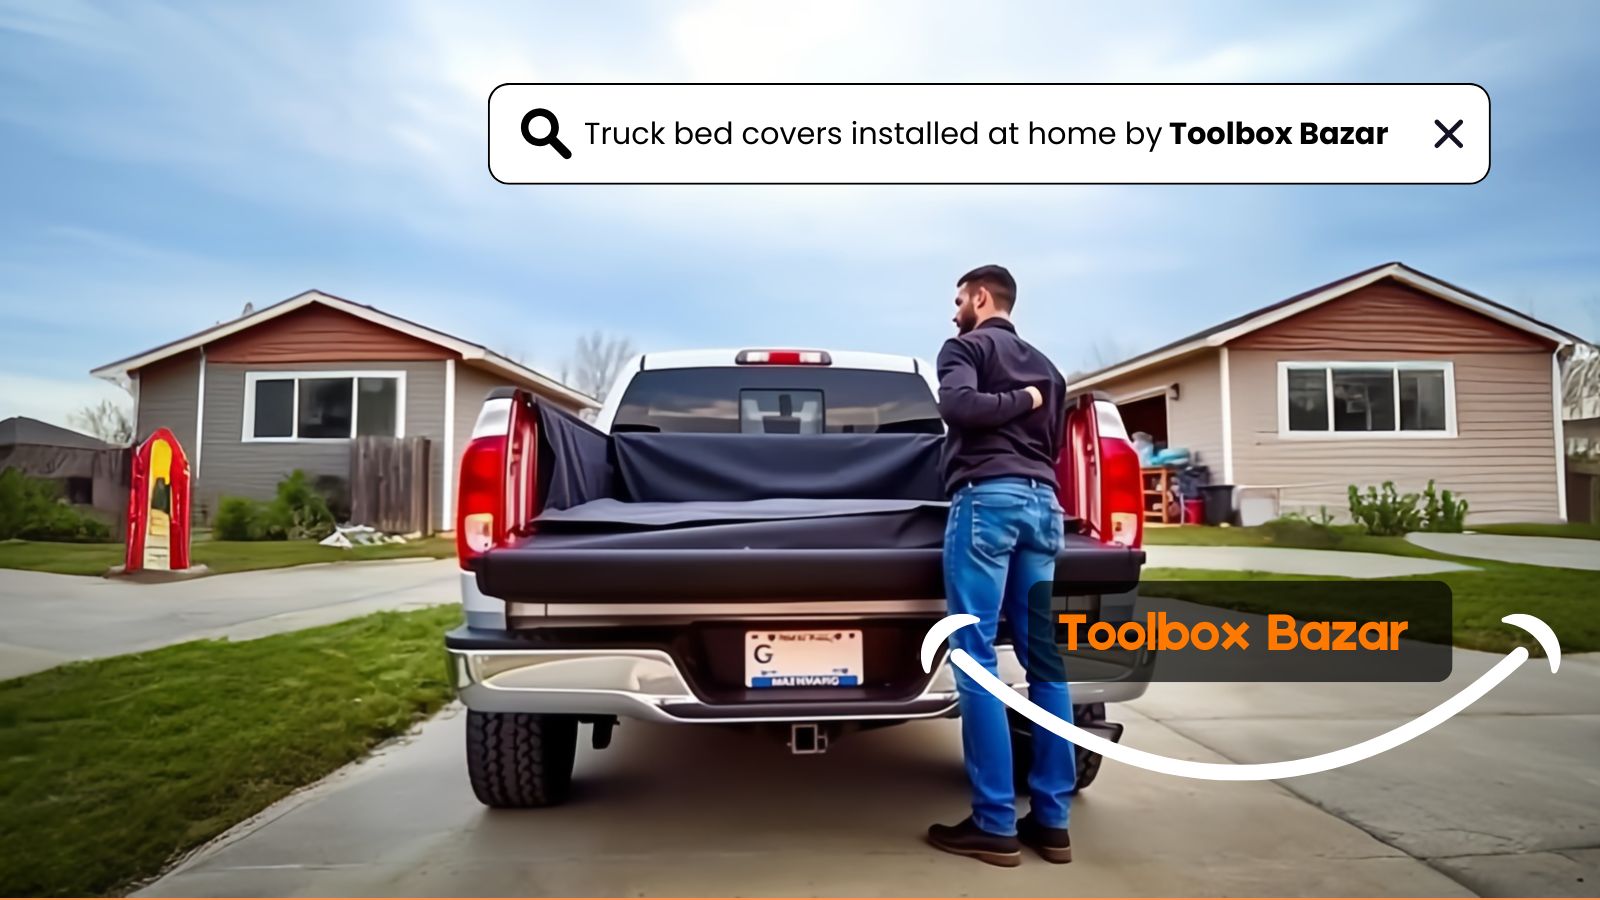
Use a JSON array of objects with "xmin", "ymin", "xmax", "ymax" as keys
[{"xmin": 447, "ymin": 626, "xmax": 1151, "ymax": 724}]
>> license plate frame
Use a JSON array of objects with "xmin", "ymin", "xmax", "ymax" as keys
[{"xmin": 745, "ymin": 628, "xmax": 863, "ymax": 688}]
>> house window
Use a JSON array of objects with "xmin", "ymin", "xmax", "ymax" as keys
[
  {"xmin": 1278, "ymin": 362, "xmax": 1455, "ymax": 438},
  {"xmin": 244, "ymin": 371, "xmax": 406, "ymax": 441}
]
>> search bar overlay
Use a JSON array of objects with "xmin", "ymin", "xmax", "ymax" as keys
[{"xmin": 488, "ymin": 84, "xmax": 1489, "ymax": 185}]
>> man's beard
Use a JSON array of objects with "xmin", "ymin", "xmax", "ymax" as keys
[{"xmin": 955, "ymin": 310, "xmax": 977, "ymax": 334}]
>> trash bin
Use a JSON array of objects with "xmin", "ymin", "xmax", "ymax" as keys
[
  {"xmin": 1181, "ymin": 497, "xmax": 1205, "ymax": 525},
  {"xmin": 1200, "ymin": 484, "xmax": 1234, "ymax": 525}
]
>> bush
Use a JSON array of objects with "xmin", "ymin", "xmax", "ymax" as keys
[
  {"xmin": 1348, "ymin": 480, "xmax": 1470, "ymax": 535},
  {"xmin": 213, "ymin": 470, "xmax": 336, "ymax": 542},
  {"xmin": 271, "ymin": 470, "xmax": 335, "ymax": 540},
  {"xmin": 0, "ymin": 468, "xmax": 112, "ymax": 542},
  {"xmin": 1420, "ymin": 479, "xmax": 1469, "ymax": 533},
  {"xmin": 214, "ymin": 496, "xmax": 270, "ymax": 541},
  {"xmin": 1348, "ymin": 481, "xmax": 1423, "ymax": 536}
]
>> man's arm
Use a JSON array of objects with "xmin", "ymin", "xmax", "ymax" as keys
[{"xmin": 937, "ymin": 338, "xmax": 1039, "ymax": 429}]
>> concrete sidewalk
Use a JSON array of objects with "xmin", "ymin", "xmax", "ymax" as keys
[
  {"xmin": 1144, "ymin": 544, "xmax": 1475, "ymax": 577},
  {"xmin": 1406, "ymin": 532, "xmax": 1600, "ymax": 571},
  {"xmin": 0, "ymin": 559, "xmax": 456, "ymax": 680}
]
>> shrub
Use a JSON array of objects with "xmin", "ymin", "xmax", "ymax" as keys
[
  {"xmin": 1420, "ymin": 479, "xmax": 1470, "ymax": 533},
  {"xmin": 1347, "ymin": 481, "xmax": 1424, "ymax": 536},
  {"xmin": 1346, "ymin": 481, "xmax": 1471, "ymax": 536},
  {"xmin": 214, "ymin": 496, "xmax": 270, "ymax": 541},
  {"xmin": 313, "ymin": 475, "xmax": 351, "ymax": 523},
  {"xmin": 0, "ymin": 468, "xmax": 112, "ymax": 542},
  {"xmin": 270, "ymin": 470, "xmax": 335, "ymax": 540},
  {"xmin": 213, "ymin": 471, "xmax": 336, "ymax": 542}
]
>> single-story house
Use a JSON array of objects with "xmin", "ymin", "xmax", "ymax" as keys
[
  {"xmin": 0, "ymin": 416, "xmax": 125, "ymax": 516},
  {"xmin": 1070, "ymin": 262, "xmax": 1583, "ymax": 524},
  {"xmin": 91, "ymin": 290, "xmax": 598, "ymax": 532}
]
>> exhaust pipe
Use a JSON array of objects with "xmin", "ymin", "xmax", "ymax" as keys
[{"xmin": 789, "ymin": 722, "xmax": 829, "ymax": 755}]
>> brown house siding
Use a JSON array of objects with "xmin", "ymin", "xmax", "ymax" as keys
[
  {"xmin": 1230, "ymin": 348, "xmax": 1559, "ymax": 523},
  {"xmin": 1231, "ymin": 280, "xmax": 1553, "ymax": 354},
  {"xmin": 205, "ymin": 305, "xmax": 454, "ymax": 364},
  {"xmin": 1088, "ymin": 350, "xmax": 1226, "ymax": 475}
]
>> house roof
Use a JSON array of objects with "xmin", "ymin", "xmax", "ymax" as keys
[
  {"xmin": 90, "ymin": 290, "xmax": 598, "ymax": 409},
  {"xmin": 1070, "ymin": 262, "xmax": 1584, "ymax": 390},
  {"xmin": 0, "ymin": 416, "xmax": 116, "ymax": 450}
]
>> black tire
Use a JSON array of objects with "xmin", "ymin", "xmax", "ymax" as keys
[
  {"xmin": 1010, "ymin": 703, "xmax": 1105, "ymax": 794},
  {"xmin": 465, "ymin": 710, "xmax": 579, "ymax": 808}
]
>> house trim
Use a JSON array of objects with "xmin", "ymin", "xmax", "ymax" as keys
[
  {"xmin": 1553, "ymin": 352, "xmax": 1568, "ymax": 521},
  {"xmin": 1274, "ymin": 360, "xmax": 1458, "ymax": 440},
  {"xmin": 240, "ymin": 369, "xmax": 409, "ymax": 444},
  {"xmin": 1219, "ymin": 347, "xmax": 1234, "ymax": 482},
  {"xmin": 441, "ymin": 358, "xmax": 456, "ymax": 529},
  {"xmin": 194, "ymin": 349, "xmax": 206, "ymax": 477}
]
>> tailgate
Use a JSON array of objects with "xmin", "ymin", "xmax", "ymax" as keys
[{"xmin": 475, "ymin": 533, "xmax": 1143, "ymax": 603}]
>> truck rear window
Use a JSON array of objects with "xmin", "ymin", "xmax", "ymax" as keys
[{"xmin": 611, "ymin": 367, "xmax": 942, "ymax": 434}]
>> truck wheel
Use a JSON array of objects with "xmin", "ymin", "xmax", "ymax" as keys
[
  {"xmin": 466, "ymin": 710, "xmax": 579, "ymax": 808},
  {"xmin": 1009, "ymin": 703, "xmax": 1105, "ymax": 794}
]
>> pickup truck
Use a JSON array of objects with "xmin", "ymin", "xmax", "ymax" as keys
[{"xmin": 446, "ymin": 348, "xmax": 1148, "ymax": 807}]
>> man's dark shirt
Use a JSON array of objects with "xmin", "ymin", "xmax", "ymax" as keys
[{"xmin": 936, "ymin": 317, "xmax": 1068, "ymax": 496}]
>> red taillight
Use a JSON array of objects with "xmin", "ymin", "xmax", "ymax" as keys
[
  {"xmin": 1098, "ymin": 435, "xmax": 1144, "ymax": 548},
  {"xmin": 1056, "ymin": 396, "xmax": 1144, "ymax": 549},
  {"xmin": 456, "ymin": 434, "xmax": 506, "ymax": 565},
  {"xmin": 735, "ymin": 349, "xmax": 832, "ymax": 365}
]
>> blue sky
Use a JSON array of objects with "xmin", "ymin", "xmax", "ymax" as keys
[{"xmin": 2, "ymin": 0, "xmax": 1597, "ymax": 426}]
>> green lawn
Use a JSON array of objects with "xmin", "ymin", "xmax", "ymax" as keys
[
  {"xmin": 0, "ymin": 536, "xmax": 455, "ymax": 577},
  {"xmin": 1471, "ymin": 521, "xmax": 1600, "ymax": 541},
  {"xmin": 1143, "ymin": 522, "xmax": 1600, "ymax": 654},
  {"xmin": 0, "ymin": 604, "xmax": 460, "ymax": 897}
]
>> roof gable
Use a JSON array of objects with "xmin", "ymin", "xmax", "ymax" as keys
[
  {"xmin": 1230, "ymin": 278, "xmax": 1551, "ymax": 353},
  {"xmin": 91, "ymin": 290, "xmax": 598, "ymax": 409},
  {"xmin": 205, "ymin": 304, "xmax": 453, "ymax": 364},
  {"xmin": 1072, "ymin": 263, "xmax": 1578, "ymax": 389}
]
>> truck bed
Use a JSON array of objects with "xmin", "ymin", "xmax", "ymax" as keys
[
  {"xmin": 476, "ymin": 497, "xmax": 1143, "ymax": 602},
  {"xmin": 473, "ymin": 400, "xmax": 1143, "ymax": 605}
]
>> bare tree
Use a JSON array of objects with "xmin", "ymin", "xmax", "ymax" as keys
[
  {"xmin": 560, "ymin": 331, "xmax": 638, "ymax": 402},
  {"xmin": 69, "ymin": 399, "xmax": 134, "ymax": 446}
]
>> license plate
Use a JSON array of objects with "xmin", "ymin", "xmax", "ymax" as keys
[{"xmin": 745, "ymin": 629, "xmax": 863, "ymax": 687}]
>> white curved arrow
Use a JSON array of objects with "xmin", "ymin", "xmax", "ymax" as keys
[{"xmin": 920, "ymin": 612, "xmax": 1560, "ymax": 781}]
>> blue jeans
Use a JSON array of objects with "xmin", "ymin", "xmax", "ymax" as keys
[{"xmin": 944, "ymin": 477, "xmax": 1075, "ymax": 835}]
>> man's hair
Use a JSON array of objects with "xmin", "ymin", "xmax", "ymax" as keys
[{"xmin": 957, "ymin": 264, "xmax": 1017, "ymax": 311}]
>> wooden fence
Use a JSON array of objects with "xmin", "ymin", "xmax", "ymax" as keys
[{"xmin": 350, "ymin": 437, "xmax": 432, "ymax": 535}]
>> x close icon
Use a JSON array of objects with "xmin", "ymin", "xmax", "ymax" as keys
[{"xmin": 1434, "ymin": 118, "xmax": 1464, "ymax": 149}]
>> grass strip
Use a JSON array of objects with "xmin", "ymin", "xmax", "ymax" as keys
[{"xmin": 0, "ymin": 604, "xmax": 460, "ymax": 896}]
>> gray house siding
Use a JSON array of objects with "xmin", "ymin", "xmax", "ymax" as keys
[
  {"xmin": 134, "ymin": 351, "xmax": 200, "ymax": 460},
  {"xmin": 196, "ymin": 360, "xmax": 449, "ymax": 528}
]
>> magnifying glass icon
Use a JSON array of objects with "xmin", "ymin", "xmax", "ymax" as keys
[{"xmin": 520, "ymin": 108, "xmax": 571, "ymax": 159}]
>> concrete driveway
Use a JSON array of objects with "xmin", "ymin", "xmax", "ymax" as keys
[
  {"xmin": 0, "ymin": 559, "xmax": 456, "ymax": 680},
  {"xmin": 139, "ymin": 646, "xmax": 1598, "ymax": 898},
  {"xmin": 1406, "ymin": 533, "xmax": 1600, "ymax": 571}
]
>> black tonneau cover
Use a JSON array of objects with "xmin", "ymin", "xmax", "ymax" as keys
[{"xmin": 476, "ymin": 401, "xmax": 1143, "ymax": 602}]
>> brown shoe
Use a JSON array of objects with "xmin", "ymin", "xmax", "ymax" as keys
[
  {"xmin": 927, "ymin": 816, "xmax": 1022, "ymax": 867},
  {"xmin": 1018, "ymin": 812, "xmax": 1072, "ymax": 863}
]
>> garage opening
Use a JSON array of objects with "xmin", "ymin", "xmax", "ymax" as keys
[{"xmin": 1117, "ymin": 393, "xmax": 1167, "ymax": 448}]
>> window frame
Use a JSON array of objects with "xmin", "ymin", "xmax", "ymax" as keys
[
  {"xmin": 1275, "ymin": 360, "xmax": 1456, "ymax": 440},
  {"xmin": 241, "ymin": 370, "xmax": 408, "ymax": 443}
]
